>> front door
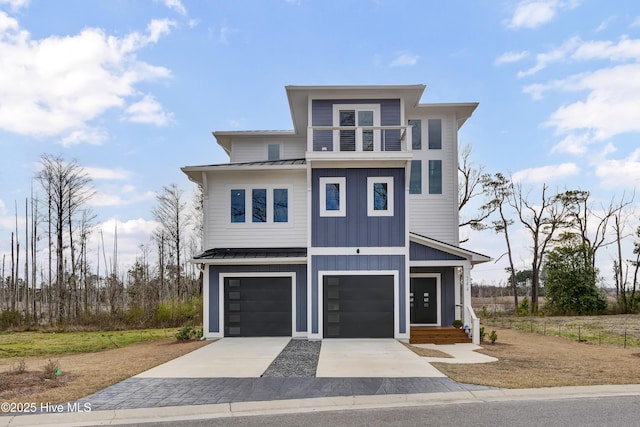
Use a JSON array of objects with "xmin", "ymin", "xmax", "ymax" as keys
[{"xmin": 410, "ymin": 277, "xmax": 438, "ymax": 324}]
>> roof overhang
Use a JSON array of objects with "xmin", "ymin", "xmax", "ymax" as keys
[
  {"xmin": 410, "ymin": 233, "xmax": 491, "ymax": 265},
  {"xmin": 181, "ymin": 159, "xmax": 307, "ymax": 184},
  {"xmin": 286, "ymin": 84, "xmax": 427, "ymax": 135},
  {"xmin": 213, "ymin": 130, "xmax": 298, "ymax": 156},
  {"xmin": 409, "ymin": 103, "xmax": 479, "ymax": 129},
  {"xmin": 191, "ymin": 247, "xmax": 308, "ymax": 265}
]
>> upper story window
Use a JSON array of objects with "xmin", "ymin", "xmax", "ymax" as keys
[
  {"xmin": 231, "ymin": 189, "xmax": 246, "ymax": 223},
  {"xmin": 428, "ymin": 119, "xmax": 442, "ymax": 150},
  {"xmin": 319, "ymin": 176, "xmax": 346, "ymax": 217},
  {"xmin": 252, "ymin": 189, "xmax": 267, "ymax": 222},
  {"xmin": 409, "ymin": 160, "xmax": 422, "ymax": 194},
  {"xmin": 429, "ymin": 160, "xmax": 442, "ymax": 194},
  {"xmin": 230, "ymin": 188, "xmax": 289, "ymax": 224},
  {"xmin": 333, "ymin": 104, "xmax": 380, "ymax": 152},
  {"xmin": 409, "ymin": 119, "xmax": 421, "ymax": 150},
  {"xmin": 367, "ymin": 176, "xmax": 394, "ymax": 217},
  {"xmin": 273, "ymin": 188, "xmax": 288, "ymax": 222},
  {"xmin": 268, "ymin": 143, "xmax": 281, "ymax": 161}
]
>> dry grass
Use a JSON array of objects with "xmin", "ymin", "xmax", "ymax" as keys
[
  {"xmin": 401, "ymin": 342, "xmax": 453, "ymax": 358},
  {"xmin": 0, "ymin": 339, "xmax": 208, "ymax": 407},
  {"xmin": 430, "ymin": 327, "xmax": 640, "ymax": 388}
]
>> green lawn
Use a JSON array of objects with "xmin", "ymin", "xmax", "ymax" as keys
[{"xmin": 0, "ymin": 328, "xmax": 178, "ymax": 358}]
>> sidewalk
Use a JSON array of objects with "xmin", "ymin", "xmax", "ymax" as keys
[{"xmin": 4, "ymin": 384, "xmax": 640, "ymax": 427}]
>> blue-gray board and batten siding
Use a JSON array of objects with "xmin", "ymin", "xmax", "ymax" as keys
[
  {"xmin": 409, "ymin": 241, "xmax": 465, "ymax": 261},
  {"xmin": 310, "ymin": 254, "xmax": 406, "ymax": 335},
  {"xmin": 207, "ymin": 264, "xmax": 307, "ymax": 334},
  {"xmin": 312, "ymin": 168, "xmax": 405, "ymax": 248},
  {"xmin": 311, "ymin": 99, "xmax": 402, "ymax": 151}
]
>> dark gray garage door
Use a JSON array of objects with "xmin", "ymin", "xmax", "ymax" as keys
[
  {"xmin": 224, "ymin": 277, "xmax": 292, "ymax": 337},
  {"xmin": 323, "ymin": 275, "xmax": 394, "ymax": 338}
]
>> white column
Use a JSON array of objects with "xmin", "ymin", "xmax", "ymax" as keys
[
  {"xmin": 454, "ymin": 266, "xmax": 461, "ymax": 320},
  {"xmin": 462, "ymin": 262, "xmax": 472, "ymax": 328}
]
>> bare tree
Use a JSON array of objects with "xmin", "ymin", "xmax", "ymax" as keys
[
  {"xmin": 36, "ymin": 154, "xmax": 94, "ymax": 323},
  {"xmin": 152, "ymin": 184, "xmax": 188, "ymax": 299},
  {"xmin": 558, "ymin": 190, "xmax": 634, "ymax": 269},
  {"xmin": 510, "ymin": 183, "xmax": 570, "ymax": 313},
  {"xmin": 458, "ymin": 144, "xmax": 494, "ymax": 242},
  {"xmin": 482, "ymin": 173, "xmax": 519, "ymax": 308}
]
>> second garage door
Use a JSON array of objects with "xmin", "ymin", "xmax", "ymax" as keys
[
  {"xmin": 323, "ymin": 275, "xmax": 394, "ymax": 338},
  {"xmin": 224, "ymin": 277, "xmax": 292, "ymax": 337}
]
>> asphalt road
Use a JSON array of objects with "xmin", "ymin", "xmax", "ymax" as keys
[{"xmin": 121, "ymin": 395, "xmax": 640, "ymax": 427}]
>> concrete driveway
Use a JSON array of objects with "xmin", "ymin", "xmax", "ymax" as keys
[
  {"xmin": 136, "ymin": 338, "xmax": 445, "ymax": 378},
  {"xmin": 136, "ymin": 337, "xmax": 290, "ymax": 378},
  {"xmin": 316, "ymin": 339, "xmax": 446, "ymax": 377}
]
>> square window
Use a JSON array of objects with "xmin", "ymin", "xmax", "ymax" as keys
[
  {"xmin": 367, "ymin": 176, "xmax": 394, "ymax": 216},
  {"xmin": 230, "ymin": 189, "xmax": 245, "ymax": 223},
  {"xmin": 319, "ymin": 177, "xmax": 346, "ymax": 217},
  {"xmin": 267, "ymin": 144, "xmax": 280, "ymax": 161}
]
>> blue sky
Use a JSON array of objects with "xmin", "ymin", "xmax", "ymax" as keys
[{"xmin": 1, "ymin": 0, "xmax": 639, "ymax": 286}]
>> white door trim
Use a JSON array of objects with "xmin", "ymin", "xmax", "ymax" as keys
[{"xmin": 410, "ymin": 273, "xmax": 442, "ymax": 326}]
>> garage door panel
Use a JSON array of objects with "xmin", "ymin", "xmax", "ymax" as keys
[
  {"xmin": 323, "ymin": 275, "xmax": 394, "ymax": 338},
  {"xmin": 224, "ymin": 277, "xmax": 292, "ymax": 337}
]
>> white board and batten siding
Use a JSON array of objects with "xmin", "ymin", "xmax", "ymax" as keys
[
  {"xmin": 205, "ymin": 169, "xmax": 307, "ymax": 249},
  {"xmin": 408, "ymin": 112, "xmax": 459, "ymax": 245}
]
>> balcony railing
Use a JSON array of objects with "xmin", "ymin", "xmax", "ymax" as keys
[{"xmin": 308, "ymin": 125, "xmax": 412, "ymax": 153}]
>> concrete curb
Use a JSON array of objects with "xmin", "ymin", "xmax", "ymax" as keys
[{"xmin": 3, "ymin": 384, "xmax": 640, "ymax": 426}]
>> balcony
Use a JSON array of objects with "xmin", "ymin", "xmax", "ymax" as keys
[{"xmin": 307, "ymin": 125, "xmax": 412, "ymax": 156}]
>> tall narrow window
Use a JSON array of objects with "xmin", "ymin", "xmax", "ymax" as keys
[
  {"xmin": 429, "ymin": 160, "xmax": 442, "ymax": 194},
  {"xmin": 273, "ymin": 188, "xmax": 288, "ymax": 222},
  {"xmin": 359, "ymin": 110, "xmax": 374, "ymax": 151},
  {"xmin": 410, "ymin": 160, "xmax": 422, "ymax": 194},
  {"xmin": 339, "ymin": 110, "xmax": 356, "ymax": 151},
  {"xmin": 320, "ymin": 177, "xmax": 346, "ymax": 217},
  {"xmin": 326, "ymin": 183, "xmax": 340, "ymax": 211},
  {"xmin": 252, "ymin": 189, "xmax": 267, "ymax": 222},
  {"xmin": 373, "ymin": 183, "xmax": 388, "ymax": 210},
  {"xmin": 367, "ymin": 176, "xmax": 394, "ymax": 216},
  {"xmin": 409, "ymin": 119, "xmax": 421, "ymax": 150},
  {"xmin": 268, "ymin": 144, "xmax": 280, "ymax": 161},
  {"xmin": 230, "ymin": 189, "xmax": 245, "ymax": 223},
  {"xmin": 428, "ymin": 119, "xmax": 442, "ymax": 149}
]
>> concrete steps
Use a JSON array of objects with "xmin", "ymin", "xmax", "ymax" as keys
[{"xmin": 409, "ymin": 326, "xmax": 472, "ymax": 344}]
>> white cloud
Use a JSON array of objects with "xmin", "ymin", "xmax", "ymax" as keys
[
  {"xmin": 595, "ymin": 148, "xmax": 640, "ymax": 189},
  {"xmin": 506, "ymin": 0, "xmax": 579, "ymax": 30},
  {"xmin": 544, "ymin": 64, "xmax": 640, "ymax": 141},
  {"xmin": 0, "ymin": 13, "xmax": 173, "ymax": 142},
  {"xmin": 389, "ymin": 52, "xmax": 419, "ymax": 67},
  {"xmin": 0, "ymin": 0, "xmax": 29, "ymax": 12},
  {"xmin": 83, "ymin": 166, "xmax": 132, "ymax": 181},
  {"xmin": 494, "ymin": 50, "xmax": 530, "ymax": 66},
  {"xmin": 512, "ymin": 163, "xmax": 580, "ymax": 183},
  {"xmin": 550, "ymin": 132, "xmax": 594, "ymax": 155},
  {"xmin": 572, "ymin": 36, "xmax": 640, "ymax": 61},
  {"xmin": 163, "ymin": 0, "xmax": 186, "ymax": 16},
  {"xmin": 124, "ymin": 94, "xmax": 174, "ymax": 126},
  {"xmin": 89, "ymin": 217, "xmax": 160, "ymax": 269},
  {"xmin": 91, "ymin": 184, "xmax": 155, "ymax": 207},
  {"xmin": 60, "ymin": 128, "xmax": 107, "ymax": 147},
  {"xmin": 518, "ymin": 36, "xmax": 581, "ymax": 77}
]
